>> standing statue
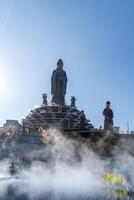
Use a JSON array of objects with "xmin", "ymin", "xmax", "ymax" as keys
[
  {"xmin": 51, "ymin": 59, "xmax": 68, "ymax": 105},
  {"xmin": 103, "ymin": 101, "xmax": 114, "ymax": 131},
  {"xmin": 42, "ymin": 93, "xmax": 48, "ymax": 105},
  {"xmin": 71, "ymin": 96, "xmax": 77, "ymax": 107},
  {"xmin": 80, "ymin": 110, "xmax": 86, "ymax": 130}
]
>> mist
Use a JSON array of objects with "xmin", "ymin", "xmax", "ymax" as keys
[{"xmin": 0, "ymin": 128, "xmax": 133, "ymax": 200}]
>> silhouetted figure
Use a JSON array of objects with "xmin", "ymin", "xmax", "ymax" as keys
[
  {"xmin": 9, "ymin": 162, "xmax": 16, "ymax": 176},
  {"xmin": 103, "ymin": 101, "xmax": 114, "ymax": 130},
  {"xmin": 71, "ymin": 96, "xmax": 77, "ymax": 107},
  {"xmin": 42, "ymin": 93, "xmax": 48, "ymax": 105},
  {"xmin": 51, "ymin": 59, "xmax": 68, "ymax": 105},
  {"xmin": 80, "ymin": 110, "xmax": 86, "ymax": 130}
]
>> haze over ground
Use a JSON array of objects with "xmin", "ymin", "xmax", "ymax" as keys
[{"xmin": 0, "ymin": 0, "xmax": 134, "ymax": 131}]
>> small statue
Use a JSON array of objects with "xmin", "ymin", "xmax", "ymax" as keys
[
  {"xmin": 42, "ymin": 93, "xmax": 48, "ymax": 105},
  {"xmin": 71, "ymin": 96, "xmax": 77, "ymax": 107},
  {"xmin": 80, "ymin": 110, "xmax": 86, "ymax": 130},
  {"xmin": 103, "ymin": 101, "xmax": 114, "ymax": 131}
]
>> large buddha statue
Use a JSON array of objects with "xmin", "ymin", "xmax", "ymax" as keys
[{"xmin": 51, "ymin": 59, "xmax": 68, "ymax": 105}]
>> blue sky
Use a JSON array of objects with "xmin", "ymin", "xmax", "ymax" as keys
[{"xmin": 0, "ymin": 0, "xmax": 134, "ymax": 131}]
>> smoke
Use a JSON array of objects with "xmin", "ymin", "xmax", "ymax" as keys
[{"xmin": 0, "ymin": 129, "xmax": 133, "ymax": 199}]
